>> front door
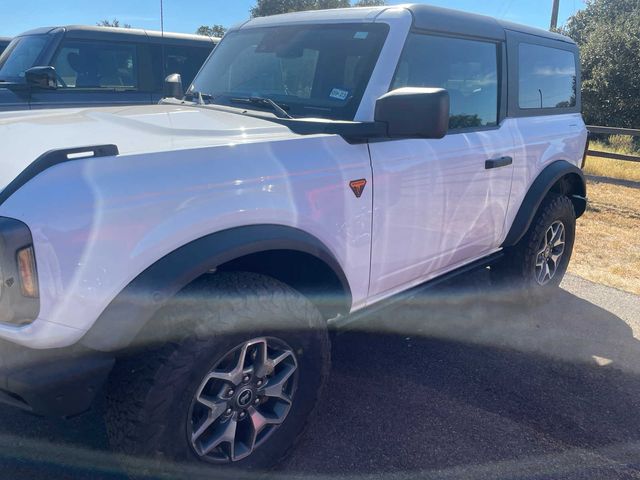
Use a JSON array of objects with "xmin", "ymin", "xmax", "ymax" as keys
[{"xmin": 368, "ymin": 32, "xmax": 514, "ymax": 300}]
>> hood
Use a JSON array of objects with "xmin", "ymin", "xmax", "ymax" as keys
[{"xmin": 0, "ymin": 104, "xmax": 296, "ymax": 192}]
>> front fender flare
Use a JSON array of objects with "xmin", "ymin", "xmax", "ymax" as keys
[
  {"xmin": 80, "ymin": 225, "xmax": 351, "ymax": 352},
  {"xmin": 503, "ymin": 160, "xmax": 586, "ymax": 247}
]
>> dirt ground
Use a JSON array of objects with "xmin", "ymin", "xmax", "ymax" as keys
[{"xmin": 569, "ymin": 176, "xmax": 640, "ymax": 295}]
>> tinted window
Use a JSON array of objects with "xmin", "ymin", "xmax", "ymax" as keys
[
  {"xmin": 518, "ymin": 43, "xmax": 576, "ymax": 109},
  {"xmin": 163, "ymin": 45, "xmax": 211, "ymax": 88},
  {"xmin": 392, "ymin": 34, "xmax": 499, "ymax": 130},
  {"xmin": 191, "ymin": 24, "xmax": 389, "ymax": 120},
  {"xmin": 52, "ymin": 41, "xmax": 138, "ymax": 89},
  {"xmin": 0, "ymin": 35, "xmax": 49, "ymax": 83}
]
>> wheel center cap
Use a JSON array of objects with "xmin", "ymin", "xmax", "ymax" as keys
[{"xmin": 237, "ymin": 388, "xmax": 254, "ymax": 408}]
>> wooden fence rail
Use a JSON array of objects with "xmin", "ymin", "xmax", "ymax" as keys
[{"xmin": 586, "ymin": 125, "xmax": 640, "ymax": 163}]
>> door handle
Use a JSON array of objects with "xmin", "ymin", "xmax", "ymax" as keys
[{"xmin": 485, "ymin": 156, "xmax": 513, "ymax": 169}]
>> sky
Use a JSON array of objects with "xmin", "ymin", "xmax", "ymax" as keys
[{"xmin": 1, "ymin": 0, "xmax": 586, "ymax": 38}]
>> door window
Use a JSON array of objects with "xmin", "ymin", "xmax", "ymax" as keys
[
  {"xmin": 52, "ymin": 41, "xmax": 138, "ymax": 89},
  {"xmin": 392, "ymin": 33, "xmax": 499, "ymax": 130}
]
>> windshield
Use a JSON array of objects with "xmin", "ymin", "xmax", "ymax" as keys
[
  {"xmin": 190, "ymin": 23, "xmax": 389, "ymax": 120},
  {"xmin": 0, "ymin": 35, "xmax": 49, "ymax": 83}
]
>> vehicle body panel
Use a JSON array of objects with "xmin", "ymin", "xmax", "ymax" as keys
[
  {"xmin": 0, "ymin": 105, "xmax": 373, "ymax": 348},
  {"xmin": 368, "ymin": 120, "xmax": 516, "ymax": 300}
]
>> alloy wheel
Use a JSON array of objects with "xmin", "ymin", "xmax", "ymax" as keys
[
  {"xmin": 534, "ymin": 220, "xmax": 566, "ymax": 285},
  {"xmin": 187, "ymin": 337, "xmax": 298, "ymax": 463}
]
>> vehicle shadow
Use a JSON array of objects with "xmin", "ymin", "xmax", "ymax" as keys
[
  {"xmin": 1, "ymin": 272, "xmax": 640, "ymax": 479},
  {"xmin": 282, "ymin": 272, "xmax": 640, "ymax": 479}
]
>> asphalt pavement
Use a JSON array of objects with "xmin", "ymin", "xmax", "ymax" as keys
[{"xmin": 1, "ymin": 272, "xmax": 640, "ymax": 480}]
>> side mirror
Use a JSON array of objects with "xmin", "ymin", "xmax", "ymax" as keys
[
  {"xmin": 374, "ymin": 87, "xmax": 449, "ymax": 139},
  {"xmin": 25, "ymin": 66, "xmax": 58, "ymax": 90},
  {"xmin": 163, "ymin": 73, "xmax": 184, "ymax": 99}
]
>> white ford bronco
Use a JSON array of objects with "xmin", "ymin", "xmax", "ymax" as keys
[{"xmin": 0, "ymin": 4, "xmax": 587, "ymax": 474}]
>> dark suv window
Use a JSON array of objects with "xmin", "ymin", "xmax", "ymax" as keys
[
  {"xmin": 164, "ymin": 45, "xmax": 210, "ymax": 88},
  {"xmin": 0, "ymin": 35, "xmax": 49, "ymax": 83},
  {"xmin": 392, "ymin": 33, "xmax": 499, "ymax": 130},
  {"xmin": 518, "ymin": 43, "xmax": 576, "ymax": 109},
  {"xmin": 52, "ymin": 40, "xmax": 138, "ymax": 89}
]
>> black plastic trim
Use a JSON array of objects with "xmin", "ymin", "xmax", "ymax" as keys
[
  {"xmin": 0, "ymin": 338, "xmax": 114, "ymax": 417},
  {"xmin": 82, "ymin": 224, "xmax": 352, "ymax": 352},
  {"xmin": 0, "ymin": 144, "xmax": 119, "ymax": 206},
  {"xmin": 502, "ymin": 160, "xmax": 586, "ymax": 247}
]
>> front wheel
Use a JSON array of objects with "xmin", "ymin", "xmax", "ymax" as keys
[
  {"xmin": 105, "ymin": 272, "xmax": 330, "ymax": 476},
  {"xmin": 491, "ymin": 194, "xmax": 576, "ymax": 291}
]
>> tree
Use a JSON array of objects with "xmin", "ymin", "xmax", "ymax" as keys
[
  {"xmin": 561, "ymin": 0, "xmax": 640, "ymax": 128},
  {"xmin": 250, "ymin": 0, "xmax": 384, "ymax": 18},
  {"xmin": 97, "ymin": 19, "xmax": 132, "ymax": 28},
  {"xmin": 196, "ymin": 25, "xmax": 227, "ymax": 37},
  {"xmin": 353, "ymin": 0, "xmax": 385, "ymax": 5}
]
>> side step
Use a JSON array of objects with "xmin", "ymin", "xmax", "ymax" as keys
[{"xmin": 331, "ymin": 251, "xmax": 503, "ymax": 329}]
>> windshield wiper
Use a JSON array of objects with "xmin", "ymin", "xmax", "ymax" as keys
[{"xmin": 229, "ymin": 97, "xmax": 292, "ymax": 119}]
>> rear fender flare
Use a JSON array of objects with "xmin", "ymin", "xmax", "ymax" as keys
[{"xmin": 503, "ymin": 160, "xmax": 586, "ymax": 247}]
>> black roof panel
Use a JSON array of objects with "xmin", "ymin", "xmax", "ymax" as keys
[{"xmin": 406, "ymin": 4, "xmax": 574, "ymax": 44}]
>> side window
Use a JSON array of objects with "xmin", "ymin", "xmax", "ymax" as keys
[
  {"xmin": 52, "ymin": 40, "xmax": 138, "ymax": 90},
  {"xmin": 518, "ymin": 43, "xmax": 576, "ymax": 109},
  {"xmin": 164, "ymin": 45, "xmax": 211, "ymax": 88},
  {"xmin": 392, "ymin": 33, "xmax": 499, "ymax": 130}
]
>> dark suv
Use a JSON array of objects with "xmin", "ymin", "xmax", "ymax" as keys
[{"xmin": 0, "ymin": 26, "xmax": 217, "ymax": 111}]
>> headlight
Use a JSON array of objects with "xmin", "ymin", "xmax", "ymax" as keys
[{"xmin": 0, "ymin": 217, "xmax": 40, "ymax": 325}]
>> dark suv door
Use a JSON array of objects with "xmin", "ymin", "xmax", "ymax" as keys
[{"xmin": 29, "ymin": 38, "xmax": 152, "ymax": 109}]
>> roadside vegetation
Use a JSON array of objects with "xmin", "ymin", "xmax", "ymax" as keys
[
  {"xmin": 570, "ymin": 178, "xmax": 640, "ymax": 295},
  {"xmin": 584, "ymin": 135, "xmax": 640, "ymax": 182}
]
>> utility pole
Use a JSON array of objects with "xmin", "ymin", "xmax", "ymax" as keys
[{"xmin": 550, "ymin": 0, "xmax": 560, "ymax": 30}]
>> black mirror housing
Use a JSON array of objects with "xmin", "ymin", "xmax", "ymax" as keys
[
  {"xmin": 374, "ymin": 87, "xmax": 450, "ymax": 139},
  {"xmin": 25, "ymin": 66, "xmax": 58, "ymax": 90},
  {"xmin": 163, "ymin": 73, "xmax": 184, "ymax": 99}
]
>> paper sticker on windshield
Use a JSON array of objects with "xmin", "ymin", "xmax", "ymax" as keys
[
  {"xmin": 330, "ymin": 88, "xmax": 349, "ymax": 101},
  {"xmin": 354, "ymin": 31, "xmax": 369, "ymax": 39}
]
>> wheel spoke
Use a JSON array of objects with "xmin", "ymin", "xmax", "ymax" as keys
[
  {"xmin": 206, "ymin": 341, "xmax": 253, "ymax": 386},
  {"xmin": 192, "ymin": 401, "xmax": 228, "ymax": 442},
  {"xmin": 201, "ymin": 418, "xmax": 237, "ymax": 459},
  {"xmin": 262, "ymin": 363, "xmax": 296, "ymax": 403}
]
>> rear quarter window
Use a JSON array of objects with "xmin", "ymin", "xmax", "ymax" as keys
[{"xmin": 518, "ymin": 43, "xmax": 576, "ymax": 109}]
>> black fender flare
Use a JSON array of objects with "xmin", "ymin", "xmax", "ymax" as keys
[
  {"xmin": 502, "ymin": 160, "xmax": 586, "ymax": 247},
  {"xmin": 80, "ymin": 225, "xmax": 351, "ymax": 352}
]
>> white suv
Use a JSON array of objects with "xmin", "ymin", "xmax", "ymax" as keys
[{"xmin": 0, "ymin": 4, "xmax": 587, "ymax": 474}]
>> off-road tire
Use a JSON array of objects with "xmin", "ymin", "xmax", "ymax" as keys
[
  {"xmin": 105, "ymin": 272, "xmax": 330, "ymax": 478},
  {"xmin": 491, "ymin": 193, "xmax": 576, "ymax": 293}
]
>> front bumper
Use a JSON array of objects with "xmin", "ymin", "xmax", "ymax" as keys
[{"xmin": 0, "ymin": 338, "xmax": 114, "ymax": 417}]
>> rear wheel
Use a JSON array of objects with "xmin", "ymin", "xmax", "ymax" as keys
[
  {"xmin": 105, "ymin": 272, "xmax": 330, "ymax": 476},
  {"xmin": 491, "ymin": 194, "xmax": 576, "ymax": 292}
]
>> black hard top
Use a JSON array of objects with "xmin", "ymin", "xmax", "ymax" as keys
[
  {"xmin": 15, "ymin": 25, "xmax": 219, "ymax": 45},
  {"xmin": 406, "ymin": 4, "xmax": 574, "ymax": 44}
]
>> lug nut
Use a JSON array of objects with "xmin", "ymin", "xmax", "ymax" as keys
[
  {"xmin": 256, "ymin": 380, "xmax": 263, "ymax": 387},
  {"xmin": 254, "ymin": 398, "xmax": 260, "ymax": 405},
  {"xmin": 243, "ymin": 375, "xmax": 250, "ymax": 383},
  {"xmin": 225, "ymin": 408, "xmax": 232, "ymax": 415},
  {"xmin": 227, "ymin": 389, "xmax": 235, "ymax": 396},
  {"xmin": 239, "ymin": 411, "xmax": 246, "ymax": 419}
]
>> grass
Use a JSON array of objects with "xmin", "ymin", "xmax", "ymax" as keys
[
  {"xmin": 569, "ymin": 178, "xmax": 640, "ymax": 295},
  {"xmin": 583, "ymin": 139, "xmax": 640, "ymax": 182}
]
